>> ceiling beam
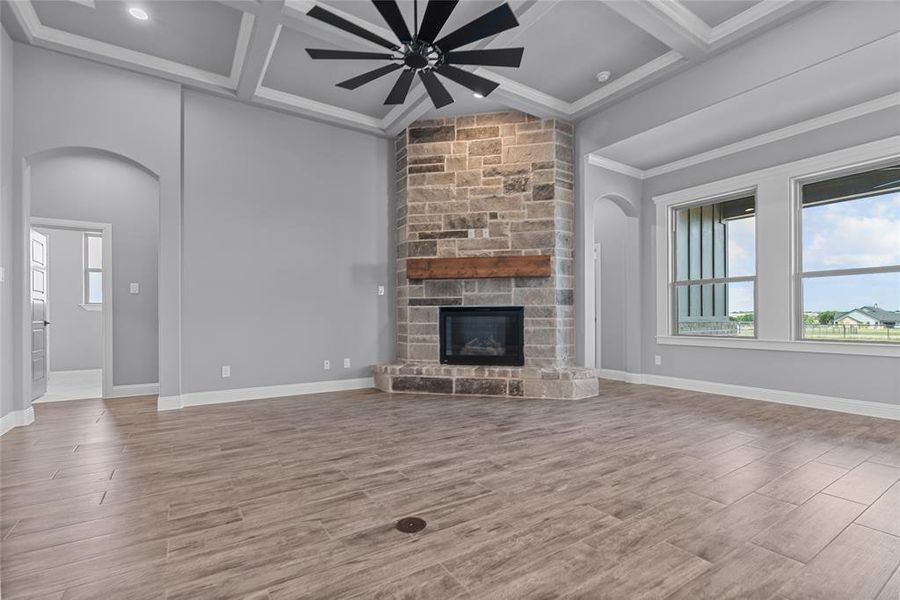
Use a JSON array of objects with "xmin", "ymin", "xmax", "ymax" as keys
[
  {"xmin": 598, "ymin": 0, "xmax": 709, "ymax": 60},
  {"xmin": 236, "ymin": 0, "xmax": 285, "ymax": 100}
]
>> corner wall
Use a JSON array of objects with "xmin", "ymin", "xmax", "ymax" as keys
[{"xmin": 0, "ymin": 27, "xmax": 15, "ymax": 422}]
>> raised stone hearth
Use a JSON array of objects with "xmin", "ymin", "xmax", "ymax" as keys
[
  {"xmin": 373, "ymin": 363, "xmax": 600, "ymax": 400},
  {"xmin": 375, "ymin": 110, "xmax": 599, "ymax": 400}
]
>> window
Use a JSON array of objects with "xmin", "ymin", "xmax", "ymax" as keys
[
  {"xmin": 83, "ymin": 233, "xmax": 102, "ymax": 306},
  {"xmin": 672, "ymin": 194, "xmax": 756, "ymax": 337},
  {"xmin": 799, "ymin": 164, "xmax": 900, "ymax": 343}
]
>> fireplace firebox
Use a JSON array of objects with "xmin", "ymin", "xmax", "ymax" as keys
[{"xmin": 439, "ymin": 306, "xmax": 524, "ymax": 366}]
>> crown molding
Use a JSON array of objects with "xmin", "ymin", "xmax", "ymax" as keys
[
  {"xmin": 8, "ymin": 0, "xmax": 815, "ymax": 136},
  {"xmin": 8, "ymin": 0, "xmax": 247, "ymax": 93},
  {"xmin": 642, "ymin": 92, "xmax": 900, "ymax": 178},
  {"xmin": 586, "ymin": 154, "xmax": 646, "ymax": 179},
  {"xmin": 587, "ymin": 93, "xmax": 900, "ymax": 180},
  {"xmin": 254, "ymin": 85, "xmax": 386, "ymax": 135}
]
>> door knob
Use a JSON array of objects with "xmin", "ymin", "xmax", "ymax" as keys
[{"xmin": 43, "ymin": 320, "xmax": 51, "ymax": 326}]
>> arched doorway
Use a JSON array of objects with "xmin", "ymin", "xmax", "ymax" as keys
[
  {"xmin": 20, "ymin": 147, "xmax": 160, "ymax": 404},
  {"xmin": 584, "ymin": 192, "xmax": 641, "ymax": 377}
]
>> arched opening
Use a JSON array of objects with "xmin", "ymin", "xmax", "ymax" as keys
[
  {"xmin": 20, "ymin": 147, "xmax": 160, "ymax": 404},
  {"xmin": 584, "ymin": 192, "xmax": 641, "ymax": 377}
]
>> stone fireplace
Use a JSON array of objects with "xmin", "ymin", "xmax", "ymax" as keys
[{"xmin": 374, "ymin": 111, "xmax": 599, "ymax": 399}]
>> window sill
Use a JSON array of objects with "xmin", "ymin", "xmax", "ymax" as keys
[
  {"xmin": 80, "ymin": 304, "xmax": 101, "ymax": 312},
  {"xmin": 655, "ymin": 335, "xmax": 900, "ymax": 357}
]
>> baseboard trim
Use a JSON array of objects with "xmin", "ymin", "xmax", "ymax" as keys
[
  {"xmin": 639, "ymin": 373, "xmax": 899, "ymax": 421},
  {"xmin": 157, "ymin": 377, "xmax": 375, "ymax": 411},
  {"xmin": 599, "ymin": 369, "xmax": 644, "ymax": 384},
  {"xmin": 109, "ymin": 383, "xmax": 159, "ymax": 398},
  {"xmin": 157, "ymin": 395, "xmax": 183, "ymax": 411},
  {"xmin": 0, "ymin": 406, "xmax": 36, "ymax": 436}
]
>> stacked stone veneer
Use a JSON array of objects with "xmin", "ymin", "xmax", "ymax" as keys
[{"xmin": 374, "ymin": 111, "xmax": 598, "ymax": 399}]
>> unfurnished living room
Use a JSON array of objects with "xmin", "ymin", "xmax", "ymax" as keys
[{"xmin": 0, "ymin": 0, "xmax": 898, "ymax": 598}]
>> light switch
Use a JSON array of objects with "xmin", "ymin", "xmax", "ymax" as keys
[
  {"xmin": 377, "ymin": 285, "xmax": 385, "ymax": 296},
  {"xmin": 129, "ymin": 282, "xmax": 140, "ymax": 294},
  {"xmin": 0, "ymin": 267, "xmax": 5, "ymax": 283}
]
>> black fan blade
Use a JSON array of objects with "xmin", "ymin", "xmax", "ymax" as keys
[
  {"xmin": 307, "ymin": 5, "xmax": 398, "ymax": 50},
  {"xmin": 419, "ymin": 70, "xmax": 453, "ymax": 108},
  {"xmin": 417, "ymin": 0, "xmax": 459, "ymax": 43},
  {"xmin": 338, "ymin": 63, "xmax": 403, "ymax": 90},
  {"xmin": 306, "ymin": 49, "xmax": 396, "ymax": 60},
  {"xmin": 444, "ymin": 48, "xmax": 523, "ymax": 68},
  {"xmin": 434, "ymin": 3, "xmax": 519, "ymax": 51},
  {"xmin": 436, "ymin": 65, "xmax": 500, "ymax": 97},
  {"xmin": 372, "ymin": 1, "xmax": 412, "ymax": 43},
  {"xmin": 385, "ymin": 69, "xmax": 416, "ymax": 104}
]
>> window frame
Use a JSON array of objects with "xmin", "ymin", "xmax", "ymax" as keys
[
  {"xmin": 668, "ymin": 189, "xmax": 759, "ymax": 339},
  {"xmin": 82, "ymin": 232, "xmax": 103, "ymax": 309},
  {"xmin": 653, "ymin": 136, "xmax": 900, "ymax": 358},
  {"xmin": 792, "ymin": 159, "xmax": 900, "ymax": 344}
]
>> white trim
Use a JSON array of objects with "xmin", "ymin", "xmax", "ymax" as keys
[
  {"xmin": 587, "ymin": 154, "xmax": 646, "ymax": 179},
  {"xmin": 9, "ymin": 1, "xmax": 241, "ymax": 92},
  {"xmin": 79, "ymin": 303, "xmax": 102, "ymax": 312},
  {"xmin": 31, "ymin": 217, "xmax": 114, "ymax": 400},
  {"xmin": 7, "ymin": 0, "xmax": 815, "ymax": 135},
  {"xmin": 643, "ymin": 93, "xmax": 900, "ymax": 178},
  {"xmin": 157, "ymin": 377, "xmax": 374, "ymax": 411},
  {"xmin": 157, "ymin": 395, "xmax": 183, "ymax": 411},
  {"xmin": 656, "ymin": 335, "xmax": 900, "ymax": 357},
  {"xmin": 652, "ymin": 136, "xmax": 900, "ymax": 354},
  {"xmin": 588, "ymin": 93, "xmax": 900, "ymax": 181},
  {"xmin": 570, "ymin": 51, "xmax": 685, "ymax": 117},
  {"xmin": 0, "ymin": 407, "xmax": 35, "ymax": 437},
  {"xmin": 253, "ymin": 86, "xmax": 386, "ymax": 135},
  {"xmin": 109, "ymin": 383, "xmax": 160, "ymax": 398},
  {"xmin": 640, "ymin": 373, "xmax": 900, "ymax": 421},
  {"xmin": 599, "ymin": 369, "xmax": 644, "ymax": 384}
]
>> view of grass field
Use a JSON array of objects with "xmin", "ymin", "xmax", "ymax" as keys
[{"xmin": 803, "ymin": 324, "xmax": 898, "ymax": 342}]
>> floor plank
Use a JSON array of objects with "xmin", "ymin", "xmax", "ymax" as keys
[
  {"xmin": 0, "ymin": 385, "xmax": 897, "ymax": 599},
  {"xmin": 773, "ymin": 524, "xmax": 900, "ymax": 600}
]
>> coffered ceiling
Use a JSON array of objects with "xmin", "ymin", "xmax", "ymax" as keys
[{"xmin": 3, "ymin": 0, "xmax": 814, "ymax": 136}]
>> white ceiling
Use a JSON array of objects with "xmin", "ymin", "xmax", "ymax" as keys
[{"xmin": 3, "ymin": 0, "xmax": 815, "ymax": 136}]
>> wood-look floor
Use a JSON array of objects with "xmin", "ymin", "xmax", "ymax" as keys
[{"xmin": 1, "ymin": 382, "xmax": 899, "ymax": 599}]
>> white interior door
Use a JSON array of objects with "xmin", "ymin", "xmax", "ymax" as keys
[{"xmin": 31, "ymin": 229, "xmax": 49, "ymax": 400}]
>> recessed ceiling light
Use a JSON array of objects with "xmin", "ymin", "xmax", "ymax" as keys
[
  {"xmin": 596, "ymin": 70, "xmax": 611, "ymax": 83},
  {"xmin": 473, "ymin": 92, "xmax": 484, "ymax": 99},
  {"xmin": 128, "ymin": 7, "xmax": 149, "ymax": 21}
]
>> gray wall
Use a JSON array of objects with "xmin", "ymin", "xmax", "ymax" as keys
[
  {"xmin": 1, "ymin": 27, "xmax": 14, "ymax": 419},
  {"xmin": 38, "ymin": 228, "xmax": 101, "ymax": 371},
  {"xmin": 12, "ymin": 43, "xmax": 181, "ymax": 407},
  {"xmin": 181, "ymin": 91, "xmax": 393, "ymax": 394},
  {"xmin": 31, "ymin": 153, "xmax": 159, "ymax": 385},
  {"xmin": 637, "ymin": 111, "xmax": 900, "ymax": 406},
  {"xmin": 594, "ymin": 201, "xmax": 629, "ymax": 372}
]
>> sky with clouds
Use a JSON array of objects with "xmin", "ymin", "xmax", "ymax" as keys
[{"xmin": 721, "ymin": 191, "xmax": 899, "ymax": 314}]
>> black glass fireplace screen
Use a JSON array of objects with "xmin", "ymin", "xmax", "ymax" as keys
[{"xmin": 439, "ymin": 306, "xmax": 524, "ymax": 366}]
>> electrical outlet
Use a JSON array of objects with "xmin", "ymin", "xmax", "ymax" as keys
[
  {"xmin": 221, "ymin": 365, "xmax": 231, "ymax": 377},
  {"xmin": 377, "ymin": 285, "xmax": 385, "ymax": 296},
  {"xmin": 654, "ymin": 355, "xmax": 662, "ymax": 366},
  {"xmin": 129, "ymin": 282, "xmax": 140, "ymax": 294},
  {"xmin": 324, "ymin": 360, "xmax": 331, "ymax": 370},
  {"xmin": 343, "ymin": 358, "xmax": 351, "ymax": 369}
]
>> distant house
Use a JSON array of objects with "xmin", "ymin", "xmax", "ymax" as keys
[{"xmin": 834, "ymin": 306, "xmax": 900, "ymax": 328}]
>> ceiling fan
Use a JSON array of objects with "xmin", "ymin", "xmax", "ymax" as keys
[{"xmin": 304, "ymin": 0, "xmax": 524, "ymax": 109}]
